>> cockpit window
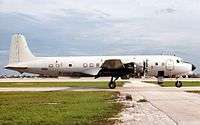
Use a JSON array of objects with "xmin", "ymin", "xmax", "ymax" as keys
[
  {"xmin": 183, "ymin": 61, "xmax": 189, "ymax": 63},
  {"xmin": 176, "ymin": 60, "xmax": 180, "ymax": 63}
]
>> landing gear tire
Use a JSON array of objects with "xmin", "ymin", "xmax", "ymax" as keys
[
  {"xmin": 175, "ymin": 81, "xmax": 182, "ymax": 88},
  {"xmin": 109, "ymin": 81, "xmax": 116, "ymax": 89}
]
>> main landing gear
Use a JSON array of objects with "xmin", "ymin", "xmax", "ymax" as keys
[{"xmin": 108, "ymin": 77, "xmax": 119, "ymax": 89}]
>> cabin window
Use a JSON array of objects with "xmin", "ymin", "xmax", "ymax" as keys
[
  {"xmin": 69, "ymin": 64, "xmax": 72, "ymax": 67},
  {"xmin": 155, "ymin": 62, "xmax": 158, "ymax": 66},
  {"xmin": 55, "ymin": 64, "xmax": 60, "ymax": 68},
  {"xmin": 83, "ymin": 63, "xmax": 88, "ymax": 68},
  {"xmin": 49, "ymin": 64, "xmax": 53, "ymax": 68},
  {"xmin": 176, "ymin": 60, "xmax": 180, "ymax": 63},
  {"xmin": 89, "ymin": 63, "xmax": 94, "ymax": 67}
]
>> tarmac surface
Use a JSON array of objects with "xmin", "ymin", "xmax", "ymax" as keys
[
  {"xmin": 117, "ymin": 80, "xmax": 200, "ymax": 125},
  {"xmin": 1, "ymin": 77, "xmax": 200, "ymax": 125}
]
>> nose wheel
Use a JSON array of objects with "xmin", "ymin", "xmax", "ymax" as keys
[
  {"xmin": 175, "ymin": 81, "xmax": 182, "ymax": 88},
  {"xmin": 108, "ymin": 77, "xmax": 119, "ymax": 89}
]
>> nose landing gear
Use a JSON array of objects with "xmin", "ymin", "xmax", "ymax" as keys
[{"xmin": 175, "ymin": 81, "xmax": 182, "ymax": 88}]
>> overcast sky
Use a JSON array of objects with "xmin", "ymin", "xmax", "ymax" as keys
[{"xmin": 0, "ymin": 0, "xmax": 200, "ymax": 74}]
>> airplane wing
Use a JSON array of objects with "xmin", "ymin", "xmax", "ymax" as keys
[
  {"xmin": 96, "ymin": 59, "xmax": 135, "ymax": 78},
  {"xmin": 101, "ymin": 59, "xmax": 124, "ymax": 69},
  {"xmin": 82, "ymin": 59, "xmax": 137, "ymax": 78},
  {"xmin": 82, "ymin": 67, "xmax": 102, "ymax": 76},
  {"xmin": 81, "ymin": 59, "xmax": 124, "ymax": 76}
]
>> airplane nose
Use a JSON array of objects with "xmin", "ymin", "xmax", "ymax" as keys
[{"xmin": 192, "ymin": 64, "xmax": 196, "ymax": 71}]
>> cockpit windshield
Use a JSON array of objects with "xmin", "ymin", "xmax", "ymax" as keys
[
  {"xmin": 176, "ymin": 58, "xmax": 184, "ymax": 63},
  {"xmin": 176, "ymin": 58, "xmax": 189, "ymax": 64},
  {"xmin": 183, "ymin": 61, "xmax": 189, "ymax": 63}
]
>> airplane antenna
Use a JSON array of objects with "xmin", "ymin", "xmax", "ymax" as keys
[{"xmin": 161, "ymin": 51, "xmax": 176, "ymax": 56}]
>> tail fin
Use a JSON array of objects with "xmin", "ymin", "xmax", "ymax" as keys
[{"xmin": 9, "ymin": 33, "xmax": 35, "ymax": 64}]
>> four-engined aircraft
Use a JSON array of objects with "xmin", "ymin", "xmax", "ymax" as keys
[{"xmin": 5, "ymin": 34, "xmax": 196, "ymax": 89}]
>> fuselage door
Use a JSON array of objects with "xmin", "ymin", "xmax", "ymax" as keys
[{"xmin": 166, "ymin": 59, "xmax": 174, "ymax": 70}]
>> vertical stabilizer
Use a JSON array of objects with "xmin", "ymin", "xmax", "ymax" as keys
[{"xmin": 9, "ymin": 33, "xmax": 35, "ymax": 64}]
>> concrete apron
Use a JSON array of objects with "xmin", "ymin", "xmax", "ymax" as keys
[{"xmin": 117, "ymin": 80, "xmax": 200, "ymax": 125}]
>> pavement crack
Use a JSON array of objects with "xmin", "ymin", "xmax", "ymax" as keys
[{"xmin": 147, "ymin": 99, "xmax": 178, "ymax": 125}]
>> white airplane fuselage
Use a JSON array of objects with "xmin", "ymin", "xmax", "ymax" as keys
[
  {"xmin": 6, "ymin": 55, "xmax": 194, "ymax": 78},
  {"xmin": 5, "ymin": 34, "xmax": 196, "ymax": 87}
]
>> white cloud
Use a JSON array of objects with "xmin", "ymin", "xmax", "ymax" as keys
[
  {"xmin": 1, "ymin": 0, "xmax": 200, "ymax": 45},
  {"xmin": 0, "ymin": 0, "xmax": 200, "ymax": 20},
  {"xmin": 0, "ymin": 50, "xmax": 7, "ymax": 54},
  {"xmin": 1, "ymin": 0, "xmax": 200, "ymax": 73}
]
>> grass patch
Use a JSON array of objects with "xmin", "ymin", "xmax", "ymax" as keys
[
  {"xmin": 145, "ymin": 81, "xmax": 200, "ymax": 87},
  {"xmin": 0, "ymin": 81, "xmax": 124, "ymax": 89},
  {"xmin": 0, "ymin": 91, "xmax": 122, "ymax": 125}
]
